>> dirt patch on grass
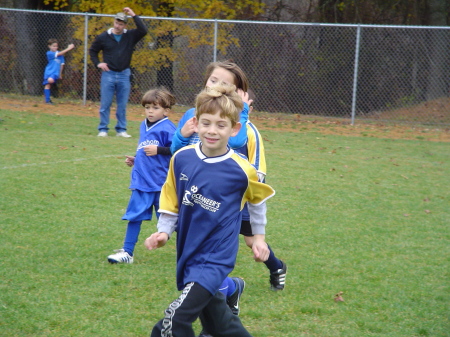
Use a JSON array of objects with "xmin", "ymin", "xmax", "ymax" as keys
[{"xmin": 1, "ymin": 94, "xmax": 449, "ymax": 142}]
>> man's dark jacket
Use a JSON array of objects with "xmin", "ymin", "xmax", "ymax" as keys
[{"xmin": 89, "ymin": 15, "xmax": 147, "ymax": 72}]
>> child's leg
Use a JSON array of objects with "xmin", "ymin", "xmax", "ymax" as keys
[
  {"xmin": 122, "ymin": 220, "xmax": 142, "ymax": 256},
  {"xmin": 218, "ymin": 276, "xmax": 236, "ymax": 298},
  {"xmin": 199, "ymin": 290, "xmax": 253, "ymax": 337},
  {"xmin": 44, "ymin": 84, "xmax": 51, "ymax": 103},
  {"xmin": 241, "ymin": 220, "xmax": 287, "ymax": 290},
  {"xmin": 150, "ymin": 282, "xmax": 209, "ymax": 337},
  {"xmin": 241, "ymin": 221, "xmax": 283, "ymax": 272},
  {"xmin": 120, "ymin": 190, "xmax": 157, "ymax": 256}
]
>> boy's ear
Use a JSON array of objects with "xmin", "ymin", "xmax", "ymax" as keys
[{"xmin": 231, "ymin": 122, "xmax": 242, "ymax": 137}]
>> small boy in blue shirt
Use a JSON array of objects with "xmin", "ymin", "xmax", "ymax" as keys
[
  {"xmin": 42, "ymin": 39, "xmax": 74, "ymax": 104},
  {"xmin": 145, "ymin": 83, "xmax": 275, "ymax": 336},
  {"xmin": 107, "ymin": 87, "xmax": 176, "ymax": 264}
]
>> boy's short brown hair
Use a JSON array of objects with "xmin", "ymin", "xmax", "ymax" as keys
[
  {"xmin": 195, "ymin": 83, "xmax": 243, "ymax": 126},
  {"xmin": 141, "ymin": 87, "xmax": 176, "ymax": 109},
  {"xmin": 47, "ymin": 38, "xmax": 58, "ymax": 46}
]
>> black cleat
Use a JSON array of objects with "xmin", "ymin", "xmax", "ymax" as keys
[{"xmin": 270, "ymin": 260, "xmax": 287, "ymax": 291}]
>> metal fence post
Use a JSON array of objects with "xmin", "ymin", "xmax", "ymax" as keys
[
  {"xmin": 83, "ymin": 13, "xmax": 88, "ymax": 105},
  {"xmin": 351, "ymin": 25, "xmax": 361, "ymax": 125},
  {"xmin": 214, "ymin": 19, "xmax": 218, "ymax": 62}
]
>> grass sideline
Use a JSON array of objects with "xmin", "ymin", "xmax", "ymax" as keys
[{"xmin": 0, "ymin": 110, "xmax": 449, "ymax": 336}]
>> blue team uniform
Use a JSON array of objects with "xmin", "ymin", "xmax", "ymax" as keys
[
  {"xmin": 159, "ymin": 143, "xmax": 275, "ymax": 295},
  {"xmin": 129, "ymin": 117, "xmax": 175, "ymax": 192},
  {"xmin": 43, "ymin": 51, "xmax": 65, "ymax": 85},
  {"xmin": 122, "ymin": 117, "xmax": 175, "ymax": 221}
]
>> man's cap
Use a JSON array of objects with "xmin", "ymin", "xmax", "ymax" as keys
[{"xmin": 115, "ymin": 12, "xmax": 128, "ymax": 23}]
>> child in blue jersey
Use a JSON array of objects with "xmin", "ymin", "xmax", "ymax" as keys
[
  {"xmin": 197, "ymin": 93, "xmax": 287, "ymax": 337},
  {"xmin": 107, "ymin": 87, "xmax": 176, "ymax": 264},
  {"xmin": 234, "ymin": 93, "xmax": 287, "ymax": 292},
  {"xmin": 170, "ymin": 60, "xmax": 253, "ymax": 154},
  {"xmin": 145, "ymin": 84, "xmax": 275, "ymax": 337},
  {"xmin": 43, "ymin": 39, "xmax": 74, "ymax": 104}
]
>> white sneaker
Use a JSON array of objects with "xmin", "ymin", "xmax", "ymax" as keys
[
  {"xmin": 97, "ymin": 131, "xmax": 108, "ymax": 137},
  {"xmin": 116, "ymin": 132, "xmax": 132, "ymax": 138},
  {"xmin": 107, "ymin": 249, "xmax": 134, "ymax": 264}
]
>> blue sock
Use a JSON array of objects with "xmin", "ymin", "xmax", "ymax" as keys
[
  {"xmin": 219, "ymin": 277, "xmax": 236, "ymax": 298},
  {"xmin": 264, "ymin": 245, "xmax": 283, "ymax": 272},
  {"xmin": 122, "ymin": 221, "xmax": 142, "ymax": 256},
  {"xmin": 44, "ymin": 89, "xmax": 51, "ymax": 102}
]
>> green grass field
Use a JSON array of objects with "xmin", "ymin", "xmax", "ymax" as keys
[{"xmin": 1, "ymin": 111, "xmax": 449, "ymax": 336}]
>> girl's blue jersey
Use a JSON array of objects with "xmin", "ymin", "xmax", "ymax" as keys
[
  {"xmin": 129, "ymin": 117, "xmax": 176, "ymax": 192},
  {"xmin": 159, "ymin": 143, "xmax": 275, "ymax": 295},
  {"xmin": 43, "ymin": 51, "xmax": 65, "ymax": 81}
]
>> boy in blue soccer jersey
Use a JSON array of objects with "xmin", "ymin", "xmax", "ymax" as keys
[
  {"xmin": 43, "ymin": 39, "xmax": 74, "ymax": 104},
  {"xmin": 145, "ymin": 84, "xmax": 275, "ymax": 337},
  {"xmin": 107, "ymin": 87, "xmax": 176, "ymax": 264}
]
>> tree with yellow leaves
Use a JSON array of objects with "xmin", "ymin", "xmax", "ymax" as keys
[{"xmin": 43, "ymin": 0, "xmax": 264, "ymax": 92}]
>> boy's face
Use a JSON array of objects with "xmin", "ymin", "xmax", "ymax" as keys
[
  {"xmin": 195, "ymin": 111, "xmax": 241, "ymax": 157},
  {"xmin": 144, "ymin": 103, "xmax": 168, "ymax": 123},
  {"xmin": 49, "ymin": 43, "xmax": 58, "ymax": 52}
]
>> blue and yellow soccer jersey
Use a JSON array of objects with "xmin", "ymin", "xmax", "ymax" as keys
[
  {"xmin": 237, "ymin": 121, "xmax": 267, "ymax": 178},
  {"xmin": 159, "ymin": 143, "xmax": 275, "ymax": 295},
  {"xmin": 129, "ymin": 117, "xmax": 176, "ymax": 192}
]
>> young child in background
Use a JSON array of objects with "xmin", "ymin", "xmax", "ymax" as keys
[
  {"xmin": 145, "ymin": 83, "xmax": 275, "ymax": 337},
  {"xmin": 235, "ymin": 91, "xmax": 287, "ymax": 291},
  {"xmin": 170, "ymin": 60, "xmax": 253, "ymax": 154},
  {"xmin": 43, "ymin": 39, "xmax": 74, "ymax": 104},
  {"xmin": 107, "ymin": 87, "xmax": 176, "ymax": 264}
]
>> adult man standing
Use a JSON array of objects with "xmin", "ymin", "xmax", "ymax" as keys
[{"xmin": 89, "ymin": 7, "xmax": 147, "ymax": 137}]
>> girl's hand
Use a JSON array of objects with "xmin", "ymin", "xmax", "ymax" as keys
[
  {"xmin": 180, "ymin": 117, "xmax": 197, "ymax": 138},
  {"xmin": 237, "ymin": 89, "xmax": 253, "ymax": 107}
]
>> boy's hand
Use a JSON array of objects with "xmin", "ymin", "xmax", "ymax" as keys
[
  {"xmin": 145, "ymin": 232, "xmax": 169, "ymax": 250},
  {"xmin": 144, "ymin": 145, "xmax": 157, "ymax": 156},
  {"xmin": 180, "ymin": 117, "xmax": 197, "ymax": 138},
  {"xmin": 68, "ymin": 43, "xmax": 75, "ymax": 50},
  {"xmin": 252, "ymin": 234, "xmax": 269, "ymax": 262},
  {"xmin": 125, "ymin": 155, "xmax": 135, "ymax": 167}
]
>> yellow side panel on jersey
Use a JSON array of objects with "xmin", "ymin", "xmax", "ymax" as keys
[{"xmin": 230, "ymin": 152, "xmax": 275, "ymax": 209}]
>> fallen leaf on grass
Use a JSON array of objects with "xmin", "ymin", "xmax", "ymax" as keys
[
  {"xmin": 334, "ymin": 292, "xmax": 344, "ymax": 302},
  {"xmin": 424, "ymin": 210, "xmax": 431, "ymax": 214}
]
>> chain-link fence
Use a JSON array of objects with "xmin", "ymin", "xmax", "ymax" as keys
[{"xmin": 1, "ymin": 8, "xmax": 449, "ymax": 125}]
